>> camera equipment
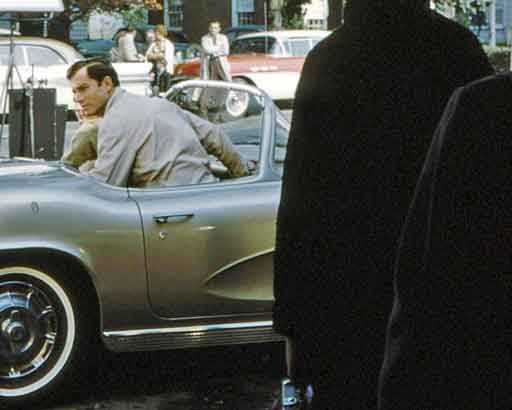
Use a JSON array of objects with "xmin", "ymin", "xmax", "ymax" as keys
[{"xmin": 0, "ymin": 0, "xmax": 64, "ymax": 158}]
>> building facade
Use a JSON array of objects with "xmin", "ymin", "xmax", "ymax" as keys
[
  {"xmin": 437, "ymin": 0, "xmax": 512, "ymax": 45},
  {"xmin": 150, "ymin": 0, "xmax": 267, "ymax": 42},
  {"xmin": 479, "ymin": 0, "xmax": 512, "ymax": 45}
]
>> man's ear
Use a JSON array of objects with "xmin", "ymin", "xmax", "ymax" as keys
[{"xmin": 102, "ymin": 76, "xmax": 114, "ymax": 93}]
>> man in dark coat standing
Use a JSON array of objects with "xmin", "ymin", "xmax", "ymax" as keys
[
  {"xmin": 379, "ymin": 73, "xmax": 512, "ymax": 410},
  {"xmin": 273, "ymin": 1, "xmax": 494, "ymax": 409}
]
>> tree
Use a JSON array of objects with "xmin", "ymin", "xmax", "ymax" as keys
[
  {"xmin": 327, "ymin": 0, "xmax": 344, "ymax": 29},
  {"xmin": 280, "ymin": 0, "xmax": 311, "ymax": 28},
  {"xmin": 45, "ymin": 0, "xmax": 161, "ymax": 42}
]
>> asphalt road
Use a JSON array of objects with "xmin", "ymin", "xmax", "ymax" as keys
[{"xmin": 40, "ymin": 343, "xmax": 285, "ymax": 410}]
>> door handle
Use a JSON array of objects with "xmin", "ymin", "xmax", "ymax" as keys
[{"xmin": 153, "ymin": 213, "xmax": 194, "ymax": 224}]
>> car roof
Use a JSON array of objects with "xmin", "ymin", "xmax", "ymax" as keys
[
  {"xmin": 0, "ymin": 36, "xmax": 83, "ymax": 62},
  {"xmin": 234, "ymin": 30, "xmax": 330, "ymax": 41},
  {"xmin": 0, "ymin": 28, "xmax": 21, "ymax": 36},
  {"xmin": 223, "ymin": 25, "xmax": 265, "ymax": 33}
]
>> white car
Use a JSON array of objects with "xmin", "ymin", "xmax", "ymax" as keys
[
  {"xmin": 174, "ymin": 30, "xmax": 331, "ymax": 102},
  {"xmin": 0, "ymin": 37, "xmax": 151, "ymax": 114}
]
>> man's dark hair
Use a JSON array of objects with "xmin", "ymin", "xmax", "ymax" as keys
[{"xmin": 66, "ymin": 58, "xmax": 120, "ymax": 87}]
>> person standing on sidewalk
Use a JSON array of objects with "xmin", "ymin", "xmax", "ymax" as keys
[
  {"xmin": 272, "ymin": 0, "xmax": 494, "ymax": 409},
  {"xmin": 200, "ymin": 21, "xmax": 231, "ymax": 82},
  {"xmin": 146, "ymin": 25, "xmax": 175, "ymax": 92}
]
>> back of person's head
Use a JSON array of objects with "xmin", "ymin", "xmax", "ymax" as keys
[
  {"xmin": 67, "ymin": 59, "xmax": 120, "ymax": 87},
  {"xmin": 344, "ymin": 0, "xmax": 428, "ymax": 25},
  {"xmin": 346, "ymin": 0, "xmax": 428, "ymax": 14},
  {"xmin": 127, "ymin": 25, "xmax": 135, "ymax": 33},
  {"xmin": 155, "ymin": 24, "xmax": 167, "ymax": 38}
]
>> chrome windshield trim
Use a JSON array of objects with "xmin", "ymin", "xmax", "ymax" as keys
[{"xmin": 103, "ymin": 320, "xmax": 273, "ymax": 338}]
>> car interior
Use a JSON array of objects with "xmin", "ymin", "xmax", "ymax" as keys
[{"xmin": 168, "ymin": 85, "xmax": 265, "ymax": 181}]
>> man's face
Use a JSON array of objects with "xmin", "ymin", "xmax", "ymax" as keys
[
  {"xmin": 70, "ymin": 66, "xmax": 113, "ymax": 117},
  {"xmin": 209, "ymin": 23, "xmax": 220, "ymax": 36},
  {"xmin": 146, "ymin": 32, "xmax": 155, "ymax": 43}
]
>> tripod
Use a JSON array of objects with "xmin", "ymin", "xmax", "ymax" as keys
[{"xmin": 0, "ymin": 18, "xmax": 34, "ymax": 158}]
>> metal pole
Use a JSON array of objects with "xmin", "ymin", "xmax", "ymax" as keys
[
  {"xmin": 43, "ymin": 13, "xmax": 48, "ymax": 37},
  {"xmin": 163, "ymin": 0, "xmax": 170, "ymax": 27},
  {"xmin": 264, "ymin": 0, "xmax": 268, "ymax": 31},
  {"xmin": 489, "ymin": 0, "xmax": 496, "ymax": 47},
  {"xmin": 323, "ymin": 0, "xmax": 329, "ymax": 29}
]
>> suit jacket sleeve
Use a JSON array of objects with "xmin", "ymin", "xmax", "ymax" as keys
[
  {"xmin": 86, "ymin": 115, "xmax": 137, "ymax": 187},
  {"xmin": 183, "ymin": 110, "xmax": 248, "ymax": 177},
  {"xmin": 61, "ymin": 119, "xmax": 98, "ymax": 168}
]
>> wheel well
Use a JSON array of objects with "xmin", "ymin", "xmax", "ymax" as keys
[
  {"xmin": 233, "ymin": 76, "xmax": 255, "ymax": 86},
  {"xmin": 0, "ymin": 249, "xmax": 101, "ymax": 336}
]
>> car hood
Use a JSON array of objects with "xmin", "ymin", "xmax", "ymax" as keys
[{"xmin": 0, "ymin": 159, "xmax": 72, "ymax": 188}]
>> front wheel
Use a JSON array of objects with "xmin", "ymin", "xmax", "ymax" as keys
[{"xmin": 0, "ymin": 266, "xmax": 89, "ymax": 408}]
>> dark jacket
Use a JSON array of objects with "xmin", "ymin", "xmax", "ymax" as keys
[
  {"xmin": 274, "ymin": 1, "xmax": 493, "ymax": 342},
  {"xmin": 273, "ymin": 6, "xmax": 495, "ymax": 406},
  {"xmin": 379, "ymin": 73, "xmax": 512, "ymax": 410}
]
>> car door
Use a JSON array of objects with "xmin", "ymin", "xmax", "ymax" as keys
[{"xmin": 129, "ymin": 82, "xmax": 280, "ymax": 320}]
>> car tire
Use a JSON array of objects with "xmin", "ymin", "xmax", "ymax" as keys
[{"xmin": 0, "ymin": 263, "xmax": 95, "ymax": 408}]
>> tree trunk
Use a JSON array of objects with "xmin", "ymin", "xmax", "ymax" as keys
[{"xmin": 327, "ymin": 0, "xmax": 344, "ymax": 29}]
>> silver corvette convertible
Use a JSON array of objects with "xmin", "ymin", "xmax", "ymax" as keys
[{"xmin": 0, "ymin": 81, "xmax": 288, "ymax": 407}]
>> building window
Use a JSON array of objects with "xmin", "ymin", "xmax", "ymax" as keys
[
  {"xmin": 169, "ymin": 0, "xmax": 184, "ymax": 30},
  {"xmin": 306, "ymin": 18, "xmax": 325, "ymax": 29},
  {"xmin": 238, "ymin": 12, "xmax": 256, "ymax": 25},
  {"xmin": 495, "ymin": 8, "xmax": 504, "ymax": 26},
  {"xmin": 237, "ymin": 0, "xmax": 255, "ymax": 25}
]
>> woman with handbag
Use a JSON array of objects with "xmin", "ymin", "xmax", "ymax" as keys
[{"xmin": 146, "ymin": 25, "xmax": 175, "ymax": 94}]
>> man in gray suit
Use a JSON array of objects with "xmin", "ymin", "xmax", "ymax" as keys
[{"xmin": 66, "ymin": 59, "xmax": 248, "ymax": 187}]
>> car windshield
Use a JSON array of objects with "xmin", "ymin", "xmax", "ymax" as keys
[
  {"xmin": 282, "ymin": 37, "xmax": 322, "ymax": 57},
  {"xmin": 231, "ymin": 37, "xmax": 280, "ymax": 55}
]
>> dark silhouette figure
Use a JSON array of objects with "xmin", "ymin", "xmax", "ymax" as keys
[
  {"xmin": 379, "ymin": 73, "xmax": 512, "ymax": 410},
  {"xmin": 273, "ymin": 1, "xmax": 494, "ymax": 409}
]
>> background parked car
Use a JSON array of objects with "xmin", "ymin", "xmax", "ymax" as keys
[
  {"xmin": 222, "ymin": 25, "xmax": 265, "ymax": 43},
  {"xmin": 0, "ymin": 28, "xmax": 21, "ymax": 37},
  {"xmin": 0, "ymin": 36, "xmax": 152, "ymax": 114},
  {"xmin": 74, "ymin": 25, "xmax": 198, "ymax": 63},
  {"xmin": 174, "ymin": 30, "xmax": 330, "ymax": 103}
]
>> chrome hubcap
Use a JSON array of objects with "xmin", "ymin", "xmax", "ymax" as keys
[
  {"xmin": 0, "ymin": 281, "xmax": 59, "ymax": 380},
  {"xmin": 2, "ymin": 318, "xmax": 28, "ymax": 344},
  {"xmin": 226, "ymin": 90, "xmax": 249, "ymax": 117}
]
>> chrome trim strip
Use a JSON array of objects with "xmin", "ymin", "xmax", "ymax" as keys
[
  {"xmin": 203, "ymin": 248, "xmax": 274, "ymax": 284},
  {"xmin": 103, "ymin": 320, "xmax": 273, "ymax": 338},
  {"xmin": 166, "ymin": 79, "xmax": 265, "ymax": 97}
]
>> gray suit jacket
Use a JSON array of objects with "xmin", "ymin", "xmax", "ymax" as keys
[{"xmin": 84, "ymin": 89, "xmax": 247, "ymax": 187}]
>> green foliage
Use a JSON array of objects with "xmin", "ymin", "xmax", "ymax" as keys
[
  {"xmin": 281, "ymin": 0, "xmax": 311, "ymax": 29},
  {"xmin": 63, "ymin": 0, "xmax": 148, "ymax": 20},
  {"xmin": 119, "ymin": 3, "xmax": 148, "ymax": 26},
  {"xmin": 432, "ymin": 0, "xmax": 495, "ymax": 28},
  {"xmin": 483, "ymin": 45, "xmax": 511, "ymax": 74}
]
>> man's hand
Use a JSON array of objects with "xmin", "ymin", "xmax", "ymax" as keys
[{"xmin": 247, "ymin": 159, "xmax": 258, "ymax": 174}]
